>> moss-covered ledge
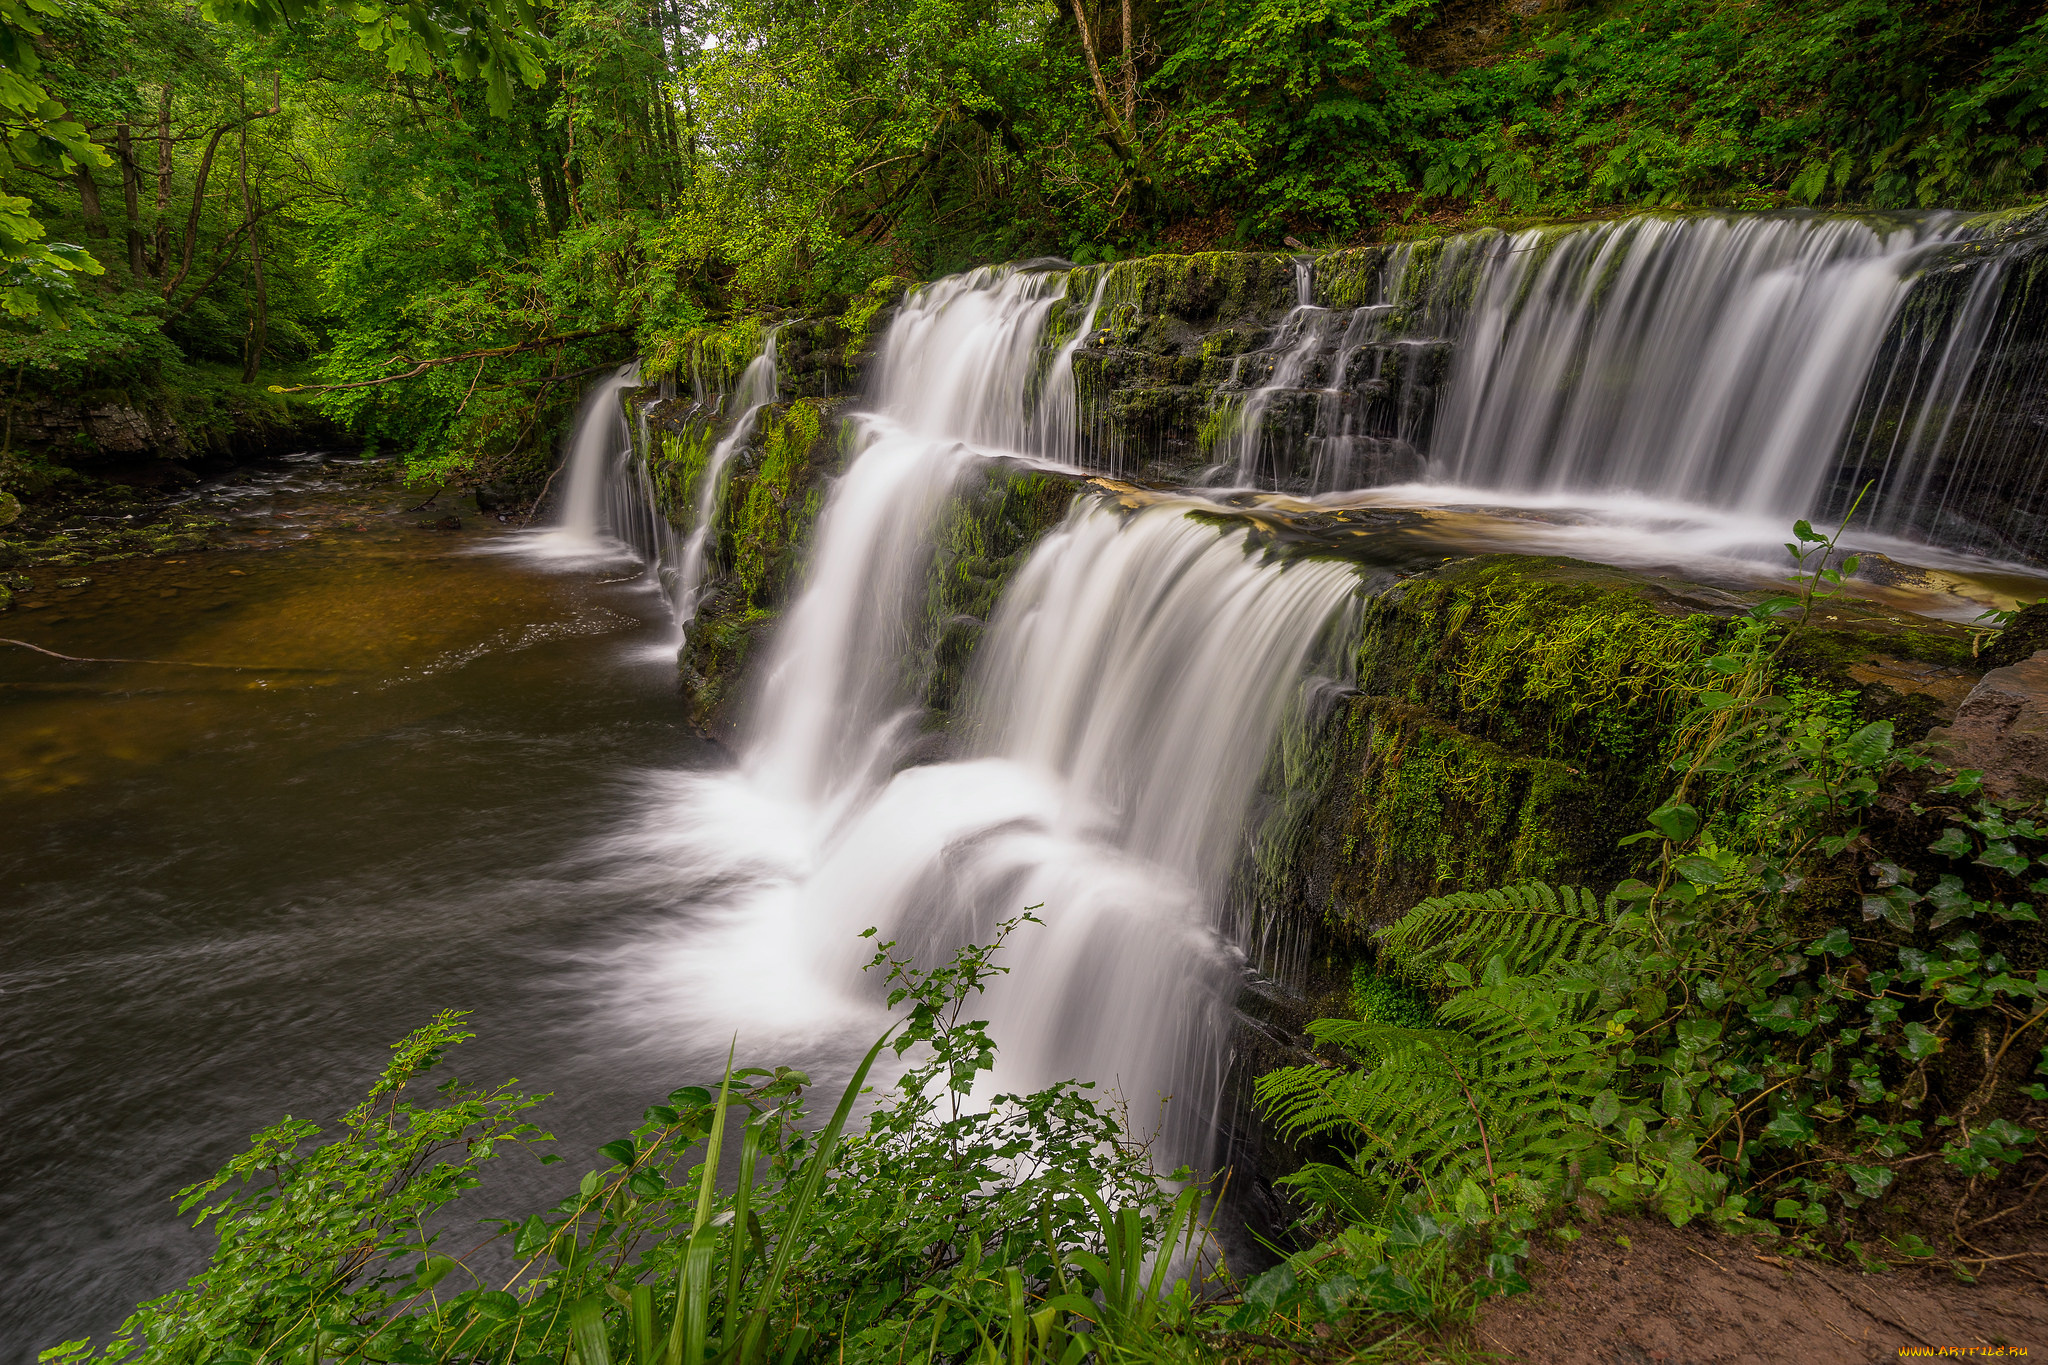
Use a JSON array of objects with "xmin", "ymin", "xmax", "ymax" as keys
[{"xmin": 1242, "ymin": 553, "xmax": 1987, "ymax": 950}]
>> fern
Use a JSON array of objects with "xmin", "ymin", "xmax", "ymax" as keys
[
  {"xmin": 1257, "ymin": 964, "xmax": 1611, "ymax": 1222},
  {"xmin": 1378, "ymin": 881, "xmax": 1629, "ymax": 988},
  {"xmin": 1257, "ymin": 880, "xmax": 1635, "ymax": 1225}
]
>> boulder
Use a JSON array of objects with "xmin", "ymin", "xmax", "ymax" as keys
[{"xmin": 1927, "ymin": 650, "xmax": 2048, "ymax": 801}]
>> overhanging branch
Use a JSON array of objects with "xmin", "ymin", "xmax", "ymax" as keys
[{"xmin": 268, "ymin": 325, "xmax": 638, "ymax": 394}]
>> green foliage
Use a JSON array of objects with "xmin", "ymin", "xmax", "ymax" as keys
[
  {"xmin": 1264, "ymin": 501, "xmax": 2047, "ymax": 1294},
  {"xmin": 1379, "ymin": 882, "xmax": 1623, "ymax": 993},
  {"xmin": 1349, "ymin": 968, "xmax": 1434, "ymax": 1031},
  {"xmin": 51, "ymin": 919, "xmax": 1211, "ymax": 1365}
]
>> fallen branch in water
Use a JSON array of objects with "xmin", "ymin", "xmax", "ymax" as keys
[{"xmin": 0, "ymin": 637, "xmax": 338, "ymax": 673}]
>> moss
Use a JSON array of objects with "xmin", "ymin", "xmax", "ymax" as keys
[
  {"xmin": 1096, "ymin": 251, "xmax": 1299, "ymax": 324},
  {"xmin": 1332, "ymin": 700, "xmax": 1621, "ymax": 930},
  {"xmin": 732, "ymin": 400, "xmax": 825, "ymax": 608},
  {"xmin": 652, "ymin": 422, "xmax": 717, "ymax": 528},
  {"xmin": 911, "ymin": 467, "xmax": 1078, "ymax": 718},
  {"xmin": 676, "ymin": 399, "xmax": 844, "ymax": 733},
  {"xmin": 644, "ymin": 317, "xmax": 768, "ymax": 388},
  {"xmin": 839, "ymin": 276, "xmax": 912, "ymax": 371},
  {"xmin": 1358, "ymin": 556, "xmax": 1717, "ymax": 777},
  {"xmin": 1350, "ymin": 966, "xmax": 1435, "ymax": 1028}
]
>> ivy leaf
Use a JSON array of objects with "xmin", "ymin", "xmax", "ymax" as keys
[
  {"xmin": 1977, "ymin": 840, "xmax": 2030, "ymax": 875},
  {"xmin": 1806, "ymin": 927, "xmax": 1854, "ymax": 957},
  {"xmin": 1844, "ymin": 1165, "xmax": 1894, "ymax": 1199},
  {"xmin": 1928, "ymin": 828, "xmax": 1973, "ymax": 858},
  {"xmin": 1900, "ymin": 1021, "xmax": 1943, "ymax": 1061},
  {"xmin": 1861, "ymin": 889, "xmax": 1916, "ymax": 930},
  {"xmin": 1763, "ymin": 1110, "xmax": 1816, "ymax": 1145}
]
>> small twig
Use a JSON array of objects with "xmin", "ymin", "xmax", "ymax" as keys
[
  {"xmin": 405, "ymin": 481, "xmax": 450, "ymax": 514},
  {"xmin": 522, "ymin": 457, "xmax": 566, "ymax": 527},
  {"xmin": 1, "ymin": 637, "xmax": 336, "ymax": 673}
]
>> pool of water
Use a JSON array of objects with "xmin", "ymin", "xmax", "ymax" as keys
[{"xmin": 1, "ymin": 458, "xmax": 729, "ymax": 1361}]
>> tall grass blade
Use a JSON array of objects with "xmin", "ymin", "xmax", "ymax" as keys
[
  {"xmin": 570, "ymin": 1294, "xmax": 614, "ymax": 1365},
  {"xmin": 694, "ymin": 1038, "xmax": 738, "ymax": 1233},
  {"xmin": 1003, "ymin": 1267, "xmax": 1026, "ymax": 1365},
  {"xmin": 737, "ymin": 1023, "xmax": 897, "ymax": 1365},
  {"xmin": 680, "ymin": 1223, "xmax": 720, "ymax": 1365},
  {"xmin": 719, "ymin": 1119, "xmax": 763, "ymax": 1350},
  {"xmin": 632, "ymin": 1284, "xmax": 656, "ymax": 1365},
  {"xmin": 667, "ymin": 1043, "xmax": 737, "ymax": 1365}
]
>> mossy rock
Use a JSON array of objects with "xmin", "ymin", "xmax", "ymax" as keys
[
  {"xmin": 910, "ymin": 465, "xmax": 1080, "ymax": 719},
  {"xmin": 1098, "ymin": 252, "xmax": 1300, "ymax": 326},
  {"xmin": 1243, "ymin": 553, "xmax": 1994, "ymax": 946},
  {"xmin": 678, "ymin": 399, "xmax": 847, "ymax": 733}
]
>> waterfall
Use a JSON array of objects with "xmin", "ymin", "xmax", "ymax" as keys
[
  {"xmin": 1429, "ymin": 214, "xmax": 1958, "ymax": 516},
  {"xmin": 1192, "ymin": 212, "xmax": 2048, "ymax": 557},
  {"xmin": 554, "ymin": 361, "xmax": 644, "ymax": 548},
  {"xmin": 673, "ymin": 327, "xmax": 781, "ymax": 627},
  {"xmin": 613, "ymin": 267, "xmax": 1360, "ymax": 1167}
]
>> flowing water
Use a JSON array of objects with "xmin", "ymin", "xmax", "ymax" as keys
[
  {"xmin": 673, "ymin": 328, "xmax": 781, "ymax": 627},
  {"xmin": 1214, "ymin": 211, "xmax": 2048, "ymax": 560},
  {"xmin": 1, "ymin": 458, "xmax": 722, "ymax": 1360},
  {"xmin": 10, "ymin": 214, "xmax": 2048, "ymax": 1362}
]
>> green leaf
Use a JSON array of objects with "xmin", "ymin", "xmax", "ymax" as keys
[
  {"xmin": 1647, "ymin": 803, "xmax": 1701, "ymax": 842},
  {"xmin": 513, "ymin": 1214, "xmax": 550, "ymax": 1259},
  {"xmin": 1806, "ymin": 927, "xmax": 1854, "ymax": 957},
  {"xmin": 1901, "ymin": 1021, "xmax": 1943, "ymax": 1061},
  {"xmin": 1762, "ymin": 1111, "xmax": 1816, "ymax": 1145},
  {"xmin": 1833, "ymin": 721, "xmax": 1895, "ymax": 767},
  {"xmin": 601, "ymin": 1139, "xmax": 638, "ymax": 1167}
]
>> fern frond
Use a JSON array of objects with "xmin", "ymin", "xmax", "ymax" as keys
[
  {"xmin": 1256, "ymin": 972, "xmax": 1612, "ymax": 1223},
  {"xmin": 1379, "ymin": 881, "xmax": 1627, "ymax": 987}
]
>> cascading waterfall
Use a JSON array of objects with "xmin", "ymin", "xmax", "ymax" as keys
[
  {"xmin": 1221, "ymin": 245, "xmax": 1463, "ymax": 490},
  {"xmin": 1429, "ymin": 214, "xmax": 1961, "ymax": 515},
  {"xmin": 553, "ymin": 361, "xmax": 645, "ymax": 548},
  {"xmin": 1201, "ymin": 212, "xmax": 2044, "ymax": 557},
  {"xmin": 613, "ymin": 266, "xmax": 1360, "ymax": 1167},
  {"xmin": 673, "ymin": 327, "xmax": 781, "ymax": 627}
]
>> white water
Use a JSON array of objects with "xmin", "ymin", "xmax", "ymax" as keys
[
  {"xmin": 1199, "ymin": 213, "xmax": 2048, "ymax": 558},
  {"xmin": 673, "ymin": 328, "xmax": 781, "ymax": 627},
  {"xmin": 1431, "ymin": 214, "xmax": 1959, "ymax": 514},
  {"xmin": 552, "ymin": 361, "xmax": 647, "ymax": 553},
  {"xmin": 604, "ymin": 268, "xmax": 1361, "ymax": 1165}
]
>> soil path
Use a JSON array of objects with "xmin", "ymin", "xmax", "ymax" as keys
[{"xmin": 1475, "ymin": 1219, "xmax": 2046, "ymax": 1364}]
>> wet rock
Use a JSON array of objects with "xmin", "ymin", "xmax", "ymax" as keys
[
  {"xmin": 416, "ymin": 515, "xmax": 463, "ymax": 531},
  {"xmin": 0, "ymin": 490, "xmax": 18, "ymax": 527},
  {"xmin": 1926, "ymin": 651, "xmax": 2048, "ymax": 801},
  {"xmin": 1981, "ymin": 600, "xmax": 2048, "ymax": 669}
]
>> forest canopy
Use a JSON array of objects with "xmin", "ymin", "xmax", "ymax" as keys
[{"xmin": 7, "ymin": 0, "xmax": 2048, "ymax": 482}]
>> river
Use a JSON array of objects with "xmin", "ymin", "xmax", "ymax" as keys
[{"xmin": 1, "ymin": 456, "xmax": 737, "ymax": 1360}]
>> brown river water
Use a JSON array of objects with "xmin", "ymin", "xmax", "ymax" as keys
[{"xmin": 2, "ymin": 455, "xmax": 724, "ymax": 1361}]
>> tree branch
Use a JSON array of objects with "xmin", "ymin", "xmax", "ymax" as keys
[{"xmin": 269, "ymin": 325, "xmax": 638, "ymax": 394}]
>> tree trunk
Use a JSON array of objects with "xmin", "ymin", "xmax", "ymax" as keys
[
  {"xmin": 152, "ymin": 83, "xmax": 174, "ymax": 274},
  {"xmin": 1066, "ymin": 0, "xmax": 1137, "ymax": 168},
  {"xmin": 163, "ymin": 122, "xmax": 231, "ymax": 300},
  {"xmin": 1120, "ymin": 0, "xmax": 1136, "ymax": 124},
  {"xmin": 115, "ymin": 123, "xmax": 147, "ymax": 277},
  {"xmin": 236, "ymin": 110, "xmax": 268, "ymax": 384},
  {"xmin": 74, "ymin": 160, "xmax": 108, "ymax": 237}
]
